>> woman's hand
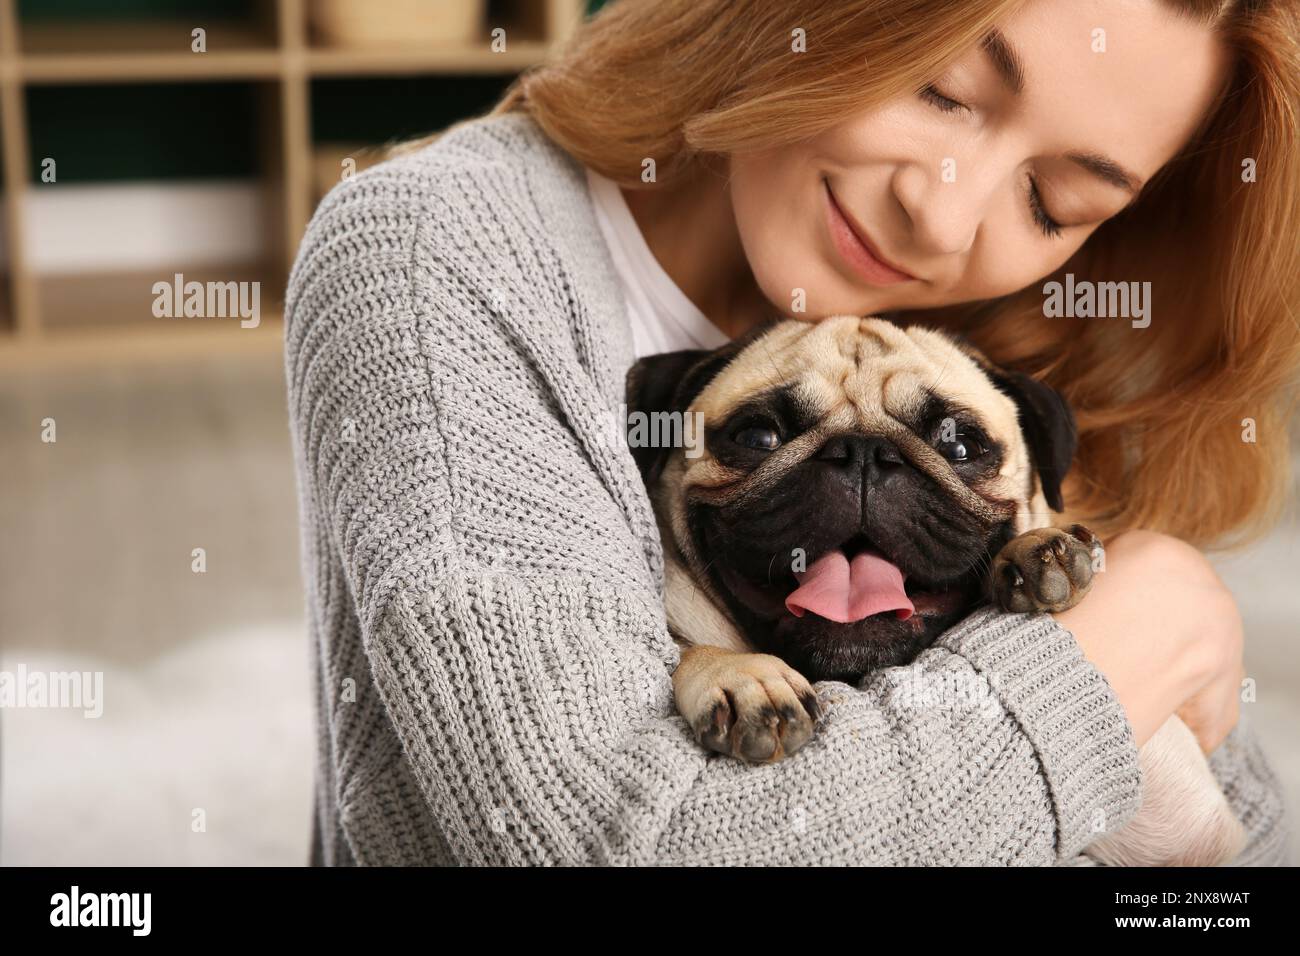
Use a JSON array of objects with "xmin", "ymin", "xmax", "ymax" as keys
[{"xmin": 1051, "ymin": 530, "xmax": 1243, "ymax": 752}]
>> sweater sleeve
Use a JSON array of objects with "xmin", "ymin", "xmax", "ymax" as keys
[
  {"xmin": 369, "ymin": 582, "xmax": 1140, "ymax": 865},
  {"xmin": 1208, "ymin": 716, "xmax": 1291, "ymax": 865},
  {"xmin": 1059, "ymin": 716, "xmax": 1291, "ymax": 867},
  {"xmin": 285, "ymin": 159, "xmax": 1144, "ymax": 866}
]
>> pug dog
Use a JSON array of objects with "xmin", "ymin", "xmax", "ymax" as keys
[{"xmin": 626, "ymin": 315, "xmax": 1245, "ymax": 867}]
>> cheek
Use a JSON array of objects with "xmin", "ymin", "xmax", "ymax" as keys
[
  {"xmin": 729, "ymin": 151, "xmax": 833, "ymax": 315},
  {"xmin": 813, "ymin": 104, "xmax": 1096, "ymax": 305},
  {"xmin": 729, "ymin": 145, "xmax": 910, "ymax": 318},
  {"xmin": 817, "ymin": 98, "xmax": 936, "ymax": 160},
  {"xmin": 960, "ymin": 227, "xmax": 1095, "ymax": 302}
]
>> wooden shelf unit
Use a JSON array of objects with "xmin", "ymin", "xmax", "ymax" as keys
[{"xmin": 0, "ymin": 0, "xmax": 586, "ymax": 364}]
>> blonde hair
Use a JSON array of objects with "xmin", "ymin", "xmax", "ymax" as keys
[{"xmin": 424, "ymin": 0, "xmax": 1300, "ymax": 551}]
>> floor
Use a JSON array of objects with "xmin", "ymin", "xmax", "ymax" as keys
[
  {"xmin": 1, "ymin": 349, "xmax": 313, "ymax": 865},
  {"xmin": 1, "ymin": 349, "xmax": 1296, "ymax": 864}
]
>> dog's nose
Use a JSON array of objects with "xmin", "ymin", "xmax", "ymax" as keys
[{"xmin": 814, "ymin": 434, "xmax": 904, "ymax": 478}]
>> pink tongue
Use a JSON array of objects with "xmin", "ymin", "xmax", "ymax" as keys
[{"xmin": 786, "ymin": 549, "xmax": 914, "ymax": 623}]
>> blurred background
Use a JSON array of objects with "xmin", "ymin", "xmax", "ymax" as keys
[
  {"xmin": 0, "ymin": 0, "xmax": 1295, "ymax": 866},
  {"xmin": 0, "ymin": 0, "xmax": 608, "ymax": 865}
]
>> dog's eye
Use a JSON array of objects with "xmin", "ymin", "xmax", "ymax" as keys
[
  {"xmin": 733, "ymin": 426, "xmax": 782, "ymax": 451},
  {"xmin": 936, "ymin": 430, "xmax": 987, "ymax": 463}
]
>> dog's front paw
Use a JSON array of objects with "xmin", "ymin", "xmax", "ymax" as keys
[
  {"xmin": 992, "ymin": 524, "xmax": 1101, "ymax": 613},
  {"xmin": 672, "ymin": 647, "xmax": 821, "ymax": 763}
]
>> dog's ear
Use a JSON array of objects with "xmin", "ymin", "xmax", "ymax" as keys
[
  {"xmin": 986, "ymin": 368, "xmax": 1078, "ymax": 512},
  {"xmin": 624, "ymin": 342, "xmax": 746, "ymax": 486}
]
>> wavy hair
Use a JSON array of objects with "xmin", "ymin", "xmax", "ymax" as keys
[{"xmin": 419, "ymin": 0, "xmax": 1300, "ymax": 550}]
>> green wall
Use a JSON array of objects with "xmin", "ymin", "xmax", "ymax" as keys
[
  {"xmin": 21, "ymin": 0, "xmax": 611, "ymax": 183},
  {"xmin": 27, "ymin": 84, "xmax": 259, "ymax": 182},
  {"xmin": 311, "ymin": 75, "xmax": 515, "ymax": 146},
  {"xmin": 19, "ymin": 0, "xmax": 255, "ymax": 19}
]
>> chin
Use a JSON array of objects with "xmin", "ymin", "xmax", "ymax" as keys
[{"xmin": 766, "ymin": 606, "xmax": 964, "ymax": 682}]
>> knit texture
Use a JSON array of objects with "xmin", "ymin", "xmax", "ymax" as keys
[{"xmin": 284, "ymin": 109, "xmax": 1288, "ymax": 866}]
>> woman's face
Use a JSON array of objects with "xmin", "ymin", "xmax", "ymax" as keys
[{"xmin": 728, "ymin": 0, "xmax": 1229, "ymax": 318}]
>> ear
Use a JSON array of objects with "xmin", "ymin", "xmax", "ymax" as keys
[
  {"xmin": 624, "ymin": 343, "xmax": 743, "ymax": 486},
  {"xmin": 986, "ymin": 368, "xmax": 1078, "ymax": 512}
]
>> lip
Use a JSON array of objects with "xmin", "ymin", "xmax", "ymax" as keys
[{"xmin": 823, "ymin": 179, "xmax": 917, "ymax": 286}]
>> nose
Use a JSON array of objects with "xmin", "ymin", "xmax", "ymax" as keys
[
  {"xmin": 891, "ymin": 161, "xmax": 992, "ymax": 257},
  {"xmin": 815, "ymin": 434, "xmax": 905, "ymax": 482}
]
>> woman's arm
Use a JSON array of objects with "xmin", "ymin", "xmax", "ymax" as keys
[
  {"xmin": 285, "ymin": 156, "xmax": 1144, "ymax": 865},
  {"xmin": 365, "ymin": 575, "xmax": 1140, "ymax": 865},
  {"xmin": 1054, "ymin": 531, "xmax": 1247, "ymax": 753}
]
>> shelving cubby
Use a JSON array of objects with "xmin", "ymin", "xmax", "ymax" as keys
[{"xmin": 0, "ymin": 0, "xmax": 587, "ymax": 365}]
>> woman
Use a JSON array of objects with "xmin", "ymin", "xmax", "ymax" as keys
[{"xmin": 285, "ymin": 0, "xmax": 1296, "ymax": 864}]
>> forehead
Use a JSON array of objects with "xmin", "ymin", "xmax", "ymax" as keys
[
  {"xmin": 999, "ymin": 0, "xmax": 1228, "ymax": 180},
  {"xmin": 693, "ymin": 316, "xmax": 1018, "ymax": 438}
]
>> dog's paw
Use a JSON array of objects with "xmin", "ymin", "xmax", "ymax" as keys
[
  {"xmin": 992, "ymin": 524, "xmax": 1102, "ymax": 613},
  {"xmin": 673, "ymin": 647, "xmax": 821, "ymax": 763}
]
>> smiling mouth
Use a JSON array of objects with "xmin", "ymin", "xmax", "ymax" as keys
[
  {"xmin": 715, "ymin": 533, "xmax": 976, "ymax": 628},
  {"xmin": 823, "ymin": 179, "xmax": 918, "ymax": 287}
]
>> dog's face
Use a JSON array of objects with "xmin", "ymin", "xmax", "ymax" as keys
[{"xmin": 628, "ymin": 316, "xmax": 1077, "ymax": 682}]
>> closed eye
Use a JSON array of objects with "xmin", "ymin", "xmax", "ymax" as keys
[
  {"xmin": 919, "ymin": 82, "xmax": 1068, "ymax": 241},
  {"xmin": 1027, "ymin": 175, "xmax": 1063, "ymax": 239},
  {"xmin": 919, "ymin": 83, "xmax": 968, "ymax": 114}
]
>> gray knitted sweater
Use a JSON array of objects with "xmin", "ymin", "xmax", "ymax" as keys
[{"xmin": 284, "ymin": 109, "xmax": 1288, "ymax": 866}]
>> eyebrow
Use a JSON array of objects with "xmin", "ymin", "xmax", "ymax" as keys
[
  {"xmin": 980, "ymin": 30, "xmax": 1024, "ymax": 95},
  {"xmin": 981, "ymin": 29, "xmax": 1145, "ymax": 196},
  {"xmin": 1065, "ymin": 151, "xmax": 1145, "ymax": 194}
]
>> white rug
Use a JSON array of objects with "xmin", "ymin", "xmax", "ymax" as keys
[{"xmin": 2, "ymin": 622, "xmax": 313, "ymax": 866}]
